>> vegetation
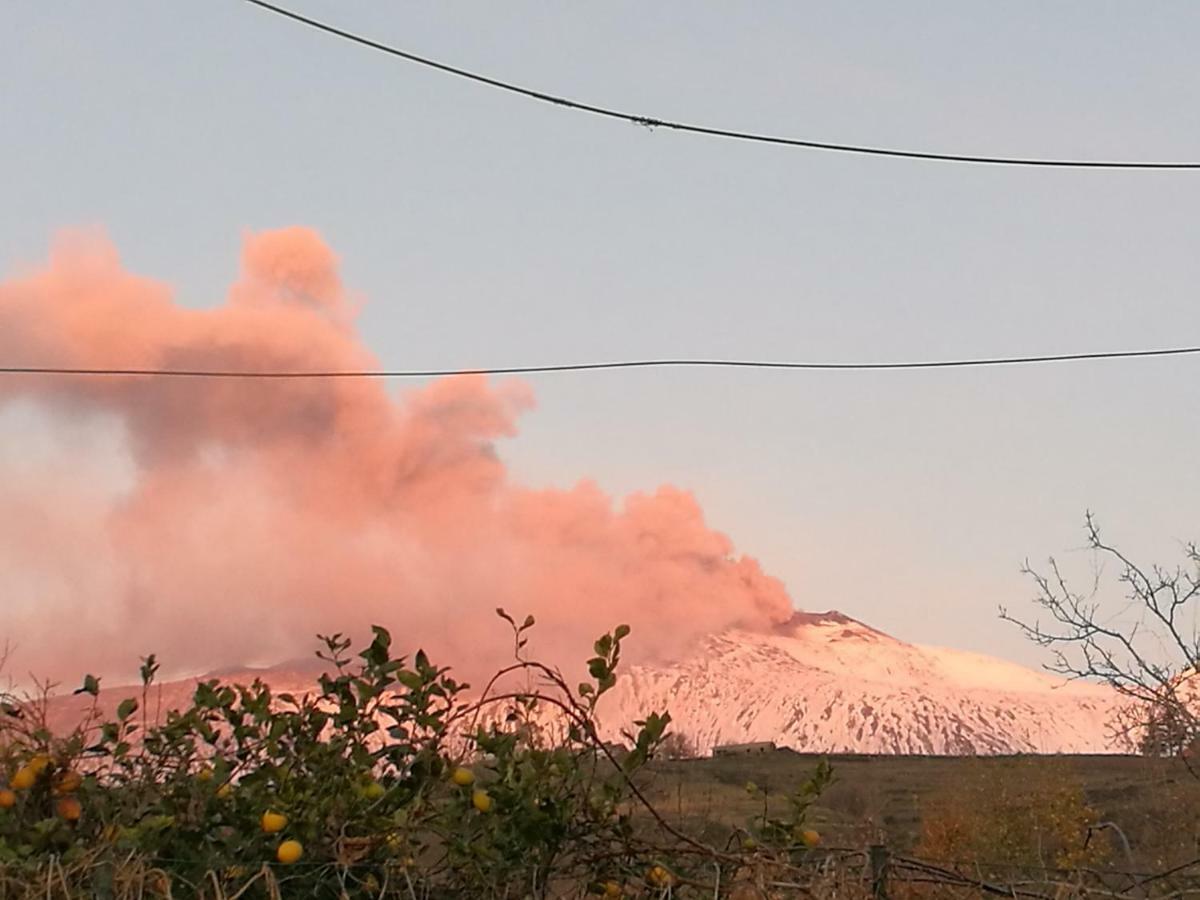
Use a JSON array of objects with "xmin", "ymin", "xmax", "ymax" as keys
[
  {"xmin": 913, "ymin": 759, "xmax": 1107, "ymax": 874},
  {"xmin": 1003, "ymin": 513, "xmax": 1200, "ymax": 759},
  {"xmin": 635, "ymin": 751, "xmax": 1200, "ymax": 871},
  {"xmin": 7, "ymin": 507, "xmax": 1200, "ymax": 898},
  {"xmin": 0, "ymin": 613, "xmax": 828, "ymax": 898}
]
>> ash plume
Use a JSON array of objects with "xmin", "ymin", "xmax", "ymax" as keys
[{"xmin": 0, "ymin": 228, "xmax": 793, "ymax": 684}]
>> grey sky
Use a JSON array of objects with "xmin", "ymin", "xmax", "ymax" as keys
[{"xmin": 3, "ymin": 1, "xmax": 1199, "ymax": 669}]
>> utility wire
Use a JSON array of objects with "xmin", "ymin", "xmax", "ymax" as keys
[
  {"xmin": 245, "ymin": 0, "xmax": 1200, "ymax": 170},
  {"xmin": 2, "ymin": 345, "xmax": 1199, "ymax": 378}
]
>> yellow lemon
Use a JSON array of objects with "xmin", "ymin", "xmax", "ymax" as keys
[
  {"xmin": 10, "ymin": 767, "xmax": 35, "ymax": 791},
  {"xmin": 741, "ymin": 836, "xmax": 757, "ymax": 851},
  {"xmin": 471, "ymin": 789, "xmax": 492, "ymax": 813},
  {"xmin": 0, "ymin": 789, "xmax": 16, "ymax": 809},
  {"xmin": 56, "ymin": 795, "xmax": 82, "ymax": 822},
  {"xmin": 28, "ymin": 755, "xmax": 51, "ymax": 776},
  {"xmin": 603, "ymin": 881, "xmax": 622, "ymax": 897},
  {"xmin": 801, "ymin": 829, "xmax": 821, "ymax": 848},
  {"xmin": 451, "ymin": 767, "xmax": 475, "ymax": 786},
  {"xmin": 647, "ymin": 865, "xmax": 673, "ymax": 887},
  {"xmin": 362, "ymin": 781, "xmax": 386, "ymax": 800},
  {"xmin": 276, "ymin": 840, "xmax": 303, "ymax": 865},
  {"xmin": 216, "ymin": 783, "xmax": 233, "ymax": 799},
  {"xmin": 53, "ymin": 770, "xmax": 82, "ymax": 795},
  {"xmin": 261, "ymin": 810, "xmax": 288, "ymax": 833},
  {"xmin": 195, "ymin": 767, "xmax": 214, "ymax": 783}
]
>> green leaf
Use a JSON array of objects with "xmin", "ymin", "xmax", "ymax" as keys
[
  {"xmin": 397, "ymin": 670, "xmax": 422, "ymax": 690},
  {"xmin": 614, "ymin": 624, "xmax": 631, "ymax": 641},
  {"xmin": 139, "ymin": 654, "xmax": 159, "ymax": 686},
  {"xmin": 75, "ymin": 674, "xmax": 101, "ymax": 697},
  {"xmin": 117, "ymin": 697, "xmax": 139, "ymax": 721},
  {"xmin": 362, "ymin": 625, "xmax": 393, "ymax": 665}
]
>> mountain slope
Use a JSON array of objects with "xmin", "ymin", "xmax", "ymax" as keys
[
  {"xmin": 43, "ymin": 612, "xmax": 1124, "ymax": 756},
  {"xmin": 597, "ymin": 612, "xmax": 1124, "ymax": 755}
]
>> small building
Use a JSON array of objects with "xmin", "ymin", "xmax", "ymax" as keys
[{"xmin": 712, "ymin": 741, "xmax": 776, "ymax": 757}]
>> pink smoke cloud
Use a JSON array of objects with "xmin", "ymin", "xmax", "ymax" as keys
[{"xmin": 0, "ymin": 227, "xmax": 794, "ymax": 684}]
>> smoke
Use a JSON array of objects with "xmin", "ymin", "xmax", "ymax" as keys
[{"xmin": 0, "ymin": 228, "xmax": 793, "ymax": 685}]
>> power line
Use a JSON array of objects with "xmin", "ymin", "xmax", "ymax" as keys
[
  {"xmin": 244, "ymin": 0, "xmax": 1200, "ymax": 170},
  {"xmin": 2, "ymin": 344, "xmax": 1199, "ymax": 379}
]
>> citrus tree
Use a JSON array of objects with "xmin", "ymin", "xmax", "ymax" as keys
[{"xmin": 0, "ymin": 613, "xmax": 828, "ymax": 898}]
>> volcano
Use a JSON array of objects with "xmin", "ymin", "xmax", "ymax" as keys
[
  {"xmin": 42, "ymin": 611, "xmax": 1123, "ymax": 756},
  {"xmin": 596, "ymin": 611, "xmax": 1123, "ymax": 755}
]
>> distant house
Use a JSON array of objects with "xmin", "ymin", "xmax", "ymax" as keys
[
  {"xmin": 712, "ymin": 741, "xmax": 776, "ymax": 757},
  {"xmin": 581, "ymin": 741, "xmax": 629, "ymax": 762}
]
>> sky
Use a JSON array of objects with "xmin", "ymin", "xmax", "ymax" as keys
[{"xmin": 3, "ymin": 1, "xmax": 1199, "ymax": 674}]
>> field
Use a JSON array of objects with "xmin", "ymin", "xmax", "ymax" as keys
[{"xmin": 640, "ymin": 751, "xmax": 1200, "ymax": 870}]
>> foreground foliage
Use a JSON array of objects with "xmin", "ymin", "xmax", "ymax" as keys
[{"xmin": 0, "ymin": 613, "xmax": 829, "ymax": 898}]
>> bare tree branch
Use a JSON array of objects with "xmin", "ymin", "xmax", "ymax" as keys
[{"xmin": 1002, "ymin": 514, "xmax": 1200, "ymax": 764}]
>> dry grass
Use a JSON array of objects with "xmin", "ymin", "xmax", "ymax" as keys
[{"xmin": 637, "ymin": 751, "xmax": 1200, "ymax": 872}]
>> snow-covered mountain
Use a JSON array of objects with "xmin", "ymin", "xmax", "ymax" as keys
[
  {"xmin": 596, "ymin": 611, "xmax": 1124, "ymax": 755},
  {"xmin": 43, "ymin": 612, "xmax": 1125, "ymax": 755}
]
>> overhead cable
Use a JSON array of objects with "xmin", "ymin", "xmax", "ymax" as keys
[
  {"xmin": 245, "ymin": 0, "xmax": 1200, "ymax": 170},
  {"xmin": 3, "ymin": 344, "xmax": 1199, "ymax": 378}
]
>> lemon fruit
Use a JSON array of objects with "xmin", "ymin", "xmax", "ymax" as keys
[
  {"xmin": 10, "ymin": 768, "xmax": 35, "ymax": 791},
  {"xmin": 276, "ymin": 840, "xmax": 303, "ymax": 865},
  {"xmin": 261, "ymin": 811, "xmax": 288, "ymax": 833},
  {"xmin": 56, "ymin": 795, "xmax": 83, "ymax": 822},
  {"xmin": 647, "ymin": 865, "xmax": 674, "ymax": 887},
  {"xmin": 471, "ymin": 789, "xmax": 493, "ymax": 813},
  {"xmin": 451, "ymin": 767, "xmax": 475, "ymax": 786},
  {"xmin": 53, "ymin": 770, "xmax": 83, "ymax": 795}
]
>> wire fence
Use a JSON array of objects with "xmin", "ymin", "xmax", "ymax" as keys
[
  {"xmin": 6, "ymin": 845, "xmax": 1200, "ymax": 898},
  {"xmin": 820, "ymin": 846, "xmax": 1200, "ymax": 899}
]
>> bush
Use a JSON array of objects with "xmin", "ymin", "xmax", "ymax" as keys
[
  {"xmin": 914, "ymin": 759, "xmax": 1107, "ymax": 877},
  {"xmin": 0, "ymin": 613, "xmax": 827, "ymax": 898}
]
